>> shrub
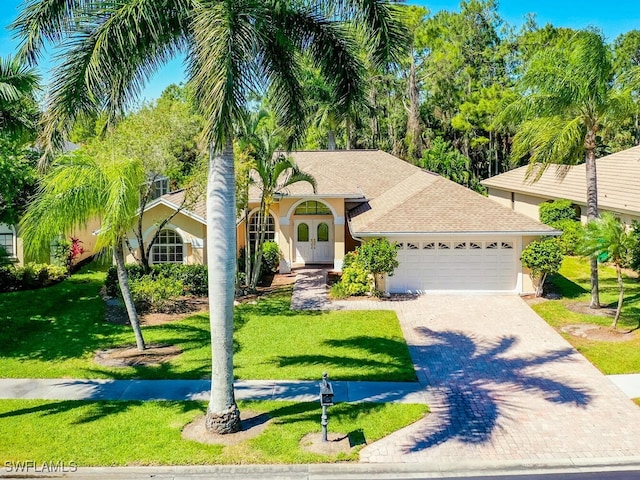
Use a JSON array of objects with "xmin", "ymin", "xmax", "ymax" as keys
[
  {"xmin": 539, "ymin": 199, "xmax": 579, "ymax": 225},
  {"xmin": 105, "ymin": 264, "xmax": 208, "ymax": 297},
  {"xmin": 261, "ymin": 241, "xmax": 280, "ymax": 273},
  {"xmin": 342, "ymin": 251, "xmax": 357, "ymax": 269},
  {"xmin": 329, "ymin": 281, "xmax": 350, "ymax": 299},
  {"xmin": 521, "ymin": 238, "xmax": 564, "ymax": 297},
  {"xmin": 631, "ymin": 221, "xmax": 640, "ymax": 273},
  {"xmin": 129, "ymin": 275, "xmax": 184, "ymax": 312},
  {"xmin": 51, "ymin": 237, "xmax": 85, "ymax": 272},
  {"xmin": 0, "ymin": 263, "xmax": 67, "ymax": 292},
  {"xmin": 356, "ymin": 239, "xmax": 399, "ymax": 276},
  {"xmin": 340, "ymin": 263, "xmax": 370, "ymax": 296},
  {"xmin": 553, "ymin": 219, "xmax": 584, "ymax": 255}
]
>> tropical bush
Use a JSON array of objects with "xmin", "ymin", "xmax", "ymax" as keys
[
  {"xmin": 553, "ymin": 219, "xmax": 584, "ymax": 255},
  {"xmin": 261, "ymin": 241, "xmax": 280, "ymax": 273},
  {"xmin": 0, "ymin": 263, "xmax": 67, "ymax": 292},
  {"xmin": 105, "ymin": 264, "xmax": 208, "ymax": 297},
  {"xmin": 539, "ymin": 199, "xmax": 579, "ymax": 225},
  {"xmin": 51, "ymin": 237, "xmax": 85, "ymax": 272},
  {"xmin": 329, "ymin": 280, "xmax": 350, "ymax": 299},
  {"xmin": 521, "ymin": 238, "xmax": 564, "ymax": 297},
  {"xmin": 129, "ymin": 275, "xmax": 184, "ymax": 312},
  {"xmin": 340, "ymin": 262, "xmax": 370, "ymax": 296}
]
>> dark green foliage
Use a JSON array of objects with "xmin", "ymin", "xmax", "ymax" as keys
[
  {"xmin": 630, "ymin": 221, "xmax": 640, "ymax": 272},
  {"xmin": 261, "ymin": 241, "xmax": 280, "ymax": 274},
  {"xmin": 539, "ymin": 199, "xmax": 580, "ymax": 225},
  {"xmin": 0, "ymin": 263, "xmax": 67, "ymax": 292},
  {"xmin": 129, "ymin": 275, "xmax": 184, "ymax": 312},
  {"xmin": 553, "ymin": 219, "xmax": 584, "ymax": 255},
  {"xmin": 521, "ymin": 238, "xmax": 564, "ymax": 296},
  {"xmin": 105, "ymin": 264, "xmax": 208, "ymax": 297},
  {"xmin": 355, "ymin": 238, "xmax": 399, "ymax": 277}
]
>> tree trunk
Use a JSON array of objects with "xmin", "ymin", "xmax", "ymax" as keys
[
  {"xmin": 327, "ymin": 130, "xmax": 336, "ymax": 151},
  {"xmin": 250, "ymin": 202, "xmax": 269, "ymax": 289},
  {"xmin": 585, "ymin": 131, "xmax": 601, "ymax": 309},
  {"xmin": 114, "ymin": 240, "xmax": 146, "ymax": 351},
  {"xmin": 244, "ymin": 208, "xmax": 250, "ymax": 287},
  {"xmin": 369, "ymin": 84, "xmax": 379, "ymax": 148},
  {"xmin": 613, "ymin": 262, "xmax": 624, "ymax": 329},
  {"xmin": 205, "ymin": 139, "xmax": 241, "ymax": 434},
  {"xmin": 406, "ymin": 55, "xmax": 422, "ymax": 161}
]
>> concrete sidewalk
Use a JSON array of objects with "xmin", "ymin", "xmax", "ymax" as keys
[{"xmin": 0, "ymin": 378, "xmax": 427, "ymax": 404}]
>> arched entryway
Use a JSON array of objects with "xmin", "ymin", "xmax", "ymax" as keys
[{"xmin": 292, "ymin": 200, "xmax": 335, "ymax": 265}]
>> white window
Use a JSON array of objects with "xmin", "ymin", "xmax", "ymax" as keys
[
  {"xmin": 0, "ymin": 225, "xmax": 15, "ymax": 257},
  {"xmin": 151, "ymin": 229, "xmax": 184, "ymax": 264},
  {"xmin": 248, "ymin": 212, "xmax": 276, "ymax": 251}
]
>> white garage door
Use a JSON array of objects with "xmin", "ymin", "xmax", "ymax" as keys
[{"xmin": 386, "ymin": 238, "xmax": 518, "ymax": 293}]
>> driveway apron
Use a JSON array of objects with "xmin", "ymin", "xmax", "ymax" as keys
[{"xmin": 291, "ymin": 270, "xmax": 640, "ymax": 463}]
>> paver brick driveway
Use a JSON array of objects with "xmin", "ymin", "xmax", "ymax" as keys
[{"xmin": 350, "ymin": 294, "xmax": 640, "ymax": 463}]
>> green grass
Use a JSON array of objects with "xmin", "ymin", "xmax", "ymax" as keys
[
  {"xmin": 532, "ymin": 256, "xmax": 640, "ymax": 374},
  {"xmin": 0, "ymin": 269, "xmax": 415, "ymax": 381},
  {"xmin": 0, "ymin": 399, "xmax": 427, "ymax": 465}
]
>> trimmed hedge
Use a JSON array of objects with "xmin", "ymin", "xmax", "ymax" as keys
[
  {"xmin": 105, "ymin": 264, "xmax": 208, "ymax": 297},
  {"xmin": 0, "ymin": 263, "xmax": 68, "ymax": 293}
]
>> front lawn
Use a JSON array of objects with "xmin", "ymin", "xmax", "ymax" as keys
[
  {"xmin": 0, "ymin": 399, "xmax": 427, "ymax": 465},
  {"xmin": 532, "ymin": 256, "xmax": 640, "ymax": 374},
  {"xmin": 0, "ymin": 269, "xmax": 415, "ymax": 381}
]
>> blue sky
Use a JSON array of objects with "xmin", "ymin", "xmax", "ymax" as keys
[{"xmin": 1, "ymin": 1, "xmax": 640, "ymax": 101}]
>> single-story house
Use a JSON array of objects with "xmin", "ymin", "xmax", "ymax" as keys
[
  {"xmin": 130, "ymin": 150, "xmax": 556, "ymax": 295},
  {"xmin": 481, "ymin": 145, "xmax": 640, "ymax": 225}
]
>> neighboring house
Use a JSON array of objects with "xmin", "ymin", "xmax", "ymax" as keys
[
  {"xmin": 482, "ymin": 145, "xmax": 640, "ymax": 226},
  {"xmin": 129, "ymin": 150, "xmax": 555, "ymax": 294}
]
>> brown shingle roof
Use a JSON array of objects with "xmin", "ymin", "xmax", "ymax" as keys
[
  {"xmin": 249, "ymin": 149, "xmax": 420, "ymax": 200},
  {"xmin": 152, "ymin": 150, "xmax": 553, "ymax": 235},
  {"xmin": 481, "ymin": 145, "xmax": 640, "ymax": 215},
  {"xmin": 350, "ymin": 171, "xmax": 556, "ymax": 235}
]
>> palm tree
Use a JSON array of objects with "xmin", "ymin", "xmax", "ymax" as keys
[
  {"xmin": 580, "ymin": 212, "xmax": 635, "ymax": 329},
  {"xmin": 20, "ymin": 152, "xmax": 147, "ymax": 350},
  {"xmin": 13, "ymin": 0, "xmax": 406, "ymax": 434},
  {"xmin": 499, "ymin": 29, "xmax": 634, "ymax": 309},
  {"xmin": 248, "ymin": 132, "xmax": 316, "ymax": 289},
  {"xmin": 0, "ymin": 56, "xmax": 40, "ymax": 140}
]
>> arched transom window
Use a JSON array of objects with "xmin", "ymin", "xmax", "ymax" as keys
[
  {"xmin": 294, "ymin": 200, "xmax": 331, "ymax": 215},
  {"xmin": 151, "ymin": 229, "xmax": 184, "ymax": 264}
]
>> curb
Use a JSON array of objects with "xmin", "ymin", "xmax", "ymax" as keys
[{"xmin": 3, "ymin": 458, "xmax": 640, "ymax": 479}]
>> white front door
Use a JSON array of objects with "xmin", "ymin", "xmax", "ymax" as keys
[{"xmin": 294, "ymin": 219, "xmax": 334, "ymax": 264}]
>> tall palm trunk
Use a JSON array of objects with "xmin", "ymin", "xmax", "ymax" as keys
[
  {"xmin": 114, "ymin": 240, "xmax": 146, "ymax": 351},
  {"xmin": 407, "ymin": 54, "xmax": 422, "ymax": 161},
  {"xmin": 585, "ymin": 130, "xmax": 600, "ymax": 308},
  {"xmin": 613, "ymin": 262, "xmax": 624, "ymax": 329},
  {"xmin": 205, "ymin": 140, "xmax": 241, "ymax": 434}
]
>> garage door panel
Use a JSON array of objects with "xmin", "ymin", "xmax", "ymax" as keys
[{"xmin": 388, "ymin": 237, "xmax": 518, "ymax": 293}]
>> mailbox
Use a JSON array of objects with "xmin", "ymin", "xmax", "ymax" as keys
[{"xmin": 319, "ymin": 372, "xmax": 334, "ymax": 406}]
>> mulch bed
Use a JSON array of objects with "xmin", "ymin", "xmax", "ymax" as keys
[
  {"xmin": 94, "ymin": 343, "xmax": 182, "ymax": 367},
  {"xmin": 182, "ymin": 410, "xmax": 272, "ymax": 446},
  {"xmin": 560, "ymin": 324, "xmax": 635, "ymax": 342}
]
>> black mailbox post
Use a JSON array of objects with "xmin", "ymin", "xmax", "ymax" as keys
[{"xmin": 319, "ymin": 372, "xmax": 334, "ymax": 442}]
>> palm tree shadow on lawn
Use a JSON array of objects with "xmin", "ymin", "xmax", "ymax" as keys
[{"xmin": 403, "ymin": 328, "xmax": 592, "ymax": 454}]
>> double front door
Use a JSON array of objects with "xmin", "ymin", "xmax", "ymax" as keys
[{"xmin": 294, "ymin": 219, "xmax": 333, "ymax": 264}]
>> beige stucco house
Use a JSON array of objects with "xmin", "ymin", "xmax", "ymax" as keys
[
  {"xmin": 482, "ymin": 145, "xmax": 640, "ymax": 226},
  {"xmin": 129, "ymin": 150, "xmax": 555, "ymax": 295}
]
